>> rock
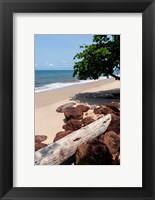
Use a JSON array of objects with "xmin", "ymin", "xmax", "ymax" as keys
[
  {"xmin": 63, "ymin": 119, "xmax": 82, "ymax": 131},
  {"xmin": 35, "ymin": 135, "xmax": 48, "ymax": 151},
  {"xmin": 107, "ymin": 102, "xmax": 120, "ymax": 115},
  {"xmin": 107, "ymin": 101, "xmax": 120, "ymax": 109},
  {"xmin": 56, "ymin": 102, "xmax": 76, "ymax": 113},
  {"xmin": 107, "ymin": 114, "xmax": 120, "ymax": 134},
  {"xmin": 94, "ymin": 107, "xmax": 103, "ymax": 114},
  {"xmin": 112, "ymin": 152, "xmax": 120, "ymax": 165},
  {"xmin": 94, "ymin": 106, "xmax": 112, "ymax": 115},
  {"xmin": 53, "ymin": 130, "xmax": 72, "ymax": 142},
  {"xmin": 99, "ymin": 133, "xmax": 104, "ymax": 141},
  {"xmin": 100, "ymin": 131, "xmax": 120, "ymax": 155},
  {"xmin": 76, "ymin": 139, "xmax": 113, "ymax": 165},
  {"xmin": 35, "ymin": 135, "xmax": 47, "ymax": 143},
  {"xmin": 76, "ymin": 105, "xmax": 90, "ymax": 112},
  {"xmin": 107, "ymin": 105, "xmax": 120, "ymax": 113},
  {"xmin": 35, "ymin": 142, "xmax": 47, "ymax": 151},
  {"xmin": 82, "ymin": 117, "xmax": 95, "ymax": 126},
  {"xmin": 64, "ymin": 107, "xmax": 83, "ymax": 120},
  {"xmin": 76, "ymin": 143, "xmax": 89, "ymax": 164},
  {"xmin": 107, "ymin": 101, "xmax": 120, "ymax": 117}
]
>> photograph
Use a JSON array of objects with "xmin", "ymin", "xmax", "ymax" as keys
[
  {"xmin": 1, "ymin": 0, "xmax": 154, "ymax": 198},
  {"xmin": 35, "ymin": 34, "xmax": 120, "ymax": 165}
]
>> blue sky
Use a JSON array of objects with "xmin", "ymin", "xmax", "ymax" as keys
[{"xmin": 35, "ymin": 34, "xmax": 94, "ymax": 70}]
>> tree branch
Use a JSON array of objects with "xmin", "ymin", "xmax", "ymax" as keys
[
  {"xmin": 109, "ymin": 73, "xmax": 120, "ymax": 80},
  {"xmin": 104, "ymin": 66, "xmax": 120, "ymax": 80}
]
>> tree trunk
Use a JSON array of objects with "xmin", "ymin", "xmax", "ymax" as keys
[
  {"xmin": 35, "ymin": 114, "xmax": 111, "ymax": 165},
  {"xmin": 109, "ymin": 73, "xmax": 120, "ymax": 80}
]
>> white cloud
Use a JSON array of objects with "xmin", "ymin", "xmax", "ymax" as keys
[
  {"xmin": 45, "ymin": 61, "xmax": 48, "ymax": 65},
  {"xmin": 49, "ymin": 63, "xmax": 54, "ymax": 67},
  {"xmin": 62, "ymin": 60, "xmax": 67, "ymax": 64}
]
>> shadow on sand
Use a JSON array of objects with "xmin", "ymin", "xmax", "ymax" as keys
[{"xmin": 70, "ymin": 88, "xmax": 120, "ymax": 106}]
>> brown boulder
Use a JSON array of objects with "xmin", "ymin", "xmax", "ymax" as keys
[
  {"xmin": 53, "ymin": 130, "xmax": 72, "ymax": 142},
  {"xmin": 107, "ymin": 101, "xmax": 120, "ymax": 109},
  {"xmin": 100, "ymin": 131, "xmax": 120, "ymax": 155},
  {"xmin": 94, "ymin": 106, "xmax": 113, "ymax": 115},
  {"xmin": 107, "ymin": 114, "xmax": 120, "ymax": 134},
  {"xmin": 56, "ymin": 102, "xmax": 76, "ymax": 113},
  {"xmin": 63, "ymin": 119, "xmax": 82, "ymax": 131},
  {"xmin": 107, "ymin": 105, "xmax": 120, "ymax": 113},
  {"xmin": 98, "ymin": 133, "xmax": 104, "ymax": 141},
  {"xmin": 35, "ymin": 135, "xmax": 48, "ymax": 151},
  {"xmin": 82, "ymin": 117, "xmax": 95, "ymax": 126},
  {"xmin": 35, "ymin": 135, "xmax": 47, "ymax": 143},
  {"xmin": 76, "ymin": 139, "xmax": 113, "ymax": 165},
  {"xmin": 76, "ymin": 105, "xmax": 90, "ymax": 112},
  {"xmin": 64, "ymin": 107, "xmax": 83, "ymax": 120},
  {"xmin": 112, "ymin": 152, "xmax": 120, "ymax": 165},
  {"xmin": 94, "ymin": 107, "xmax": 103, "ymax": 114},
  {"xmin": 35, "ymin": 142, "xmax": 47, "ymax": 151}
]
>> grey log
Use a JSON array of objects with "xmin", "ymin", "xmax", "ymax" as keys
[{"xmin": 35, "ymin": 114, "xmax": 111, "ymax": 165}]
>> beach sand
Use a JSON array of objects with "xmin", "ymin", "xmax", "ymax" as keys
[{"xmin": 35, "ymin": 78, "xmax": 120, "ymax": 144}]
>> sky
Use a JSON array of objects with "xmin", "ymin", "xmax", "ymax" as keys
[{"xmin": 35, "ymin": 34, "xmax": 94, "ymax": 70}]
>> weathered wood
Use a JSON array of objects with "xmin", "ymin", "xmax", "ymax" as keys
[{"xmin": 35, "ymin": 114, "xmax": 111, "ymax": 165}]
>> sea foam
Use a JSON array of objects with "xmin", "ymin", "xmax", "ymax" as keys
[{"xmin": 35, "ymin": 76, "xmax": 107, "ymax": 93}]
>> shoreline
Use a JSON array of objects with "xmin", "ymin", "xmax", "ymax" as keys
[
  {"xmin": 35, "ymin": 78, "xmax": 119, "ymax": 109},
  {"xmin": 35, "ymin": 77, "xmax": 108, "ymax": 93},
  {"xmin": 35, "ymin": 78, "xmax": 120, "ymax": 144}
]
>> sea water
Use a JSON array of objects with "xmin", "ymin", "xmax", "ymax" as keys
[{"xmin": 35, "ymin": 70, "xmax": 107, "ymax": 93}]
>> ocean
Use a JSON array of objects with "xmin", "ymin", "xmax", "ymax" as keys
[{"xmin": 35, "ymin": 70, "xmax": 107, "ymax": 93}]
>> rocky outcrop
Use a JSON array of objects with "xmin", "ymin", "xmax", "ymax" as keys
[
  {"xmin": 94, "ymin": 106, "xmax": 112, "ymax": 115},
  {"xmin": 44, "ymin": 102, "xmax": 120, "ymax": 165},
  {"xmin": 63, "ymin": 119, "xmax": 82, "ymax": 131},
  {"xmin": 107, "ymin": 101, "xmax": 120, "ymax": 109},
  {"xmin": 76, "ymin": 139, "xmax": 113, "ymax": 165},
  {"xmin": 112, "ymin": 152, "xmax": 120, "ymax": 165},
  {"xmin": 35, "ymin": 135, "xmax": 47, "ymax": 151},
  {"xmin": 107, "ymin": 114, "xmax": 120, "ymax": 134},
  {"xmin": 94, "ymin": 106, "xmax": 104, "ymax": 114},
  {"xmin": 99, "ymin": 131, "xmax": 120, "ymax": 155},
  {"xmin": 76, "ymin": 105, "xmax": 90, "ymax": 112},
  {"xmin": 35, "ymin": 135, "xmax": 47, "ymax": 143},
  {"xmin": 94, "ymin": 104, "xmax": 120, "ymax": 117},
  {"xmin": 63, "ymin": 105, "xmax": 90, "ymax": 121},
  {"xmin": 64, "ymin": 107, "xmax": 83, "ymax": 120},
  {"xmin": 35, "ymin": 143, "xmax": 47, "ymax": 151},
  {"xmin": 56, "ymin": 102, "xmax": 76, "ymax": 113},
  {"xmin": 107, "ymin": 104, "xmax": 119, "ymax": 113},
  {"xmin": 53, "ymin": 130, "xmax": 72, "ymax": 142},
  {"xmin": 82, "ymin": 117, "xmax": 95, "ymax": 126}
]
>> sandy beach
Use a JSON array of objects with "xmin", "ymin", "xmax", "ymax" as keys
[{"xmin": 35, "ymin": 78, "xmax": 120, "ymax": 144}]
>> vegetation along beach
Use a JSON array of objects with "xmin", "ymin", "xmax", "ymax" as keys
[{"xmin": 35, "ymin": 35, "xmax": 120, "ymax": 165}]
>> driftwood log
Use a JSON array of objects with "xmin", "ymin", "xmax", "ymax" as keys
[{"xmin": 35, "ymin": 114, "xmax": 111, "ymax": 165}]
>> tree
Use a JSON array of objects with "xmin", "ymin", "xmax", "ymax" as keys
[{"xmin": 73, "ymin": 35, "xmax": 120, "ymax": 80}]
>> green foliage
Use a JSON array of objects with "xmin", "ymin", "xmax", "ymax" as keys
[{"xmin": 73, "ymin": 35, "xmax": 120, "ymax": 80}]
